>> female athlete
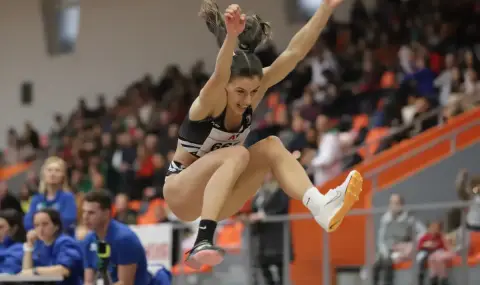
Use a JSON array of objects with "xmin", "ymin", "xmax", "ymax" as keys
[{"xmin": 163, "ymin": 0, "xmax": 362, "ymax": 268}]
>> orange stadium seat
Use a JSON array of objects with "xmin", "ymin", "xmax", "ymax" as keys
[
  {"xmin": 216, "ymin": 219, "xmax": 244, "ymax": 254},
  {"xmin": 358, "ymin": 127, "xmax": 390, "ymax": 157},
  {"xmin": 353, "ymin": 114, "xmax": 369, "ymax": 131},
  {"xmin": 137, "ymin": 199, "xmax": 165, "ymax": 225}
]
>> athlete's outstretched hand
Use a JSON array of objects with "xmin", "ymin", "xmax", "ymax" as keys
[
  {"xmin": 324, "ymin": 0, "xmax": 344, "ymax": 9},
  {"xmin": 224, "ymin": 4, "xmax": 246, "ymax": 36}
]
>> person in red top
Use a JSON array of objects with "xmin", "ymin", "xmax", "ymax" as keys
[{"xmin": 417, "ymin": 221, "xmax": 455, "ymax": 285}]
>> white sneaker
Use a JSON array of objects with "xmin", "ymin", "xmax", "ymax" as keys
[{"xmin": 315, "ymin": 170, "xmax": 363, "ymax": 232}]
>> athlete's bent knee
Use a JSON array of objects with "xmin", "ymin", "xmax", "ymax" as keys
[
  {"xmin": 225, "ymin": 146, "xmax": 250, "ymax": 166},
  {"xmin": 266, "ymin": 135, "xmax": 283, "ymax": 145},
  {"xmin": 260, "ymin": 136, "xmax": 284, "ymax": 150}
]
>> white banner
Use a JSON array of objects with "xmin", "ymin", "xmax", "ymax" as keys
[{"xmin": 130, "ymin": 223, "xmax": 172, "ymax": 273}]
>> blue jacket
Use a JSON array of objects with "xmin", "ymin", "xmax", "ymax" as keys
[
  {"xmin": 403, "ymin": 68, "xmax": 436, "ymax": 98},
  {"xmin": 151, "ymin": 267, "xmax": 172, "ymax": 285},
  {"xmin": 0, "ymin": 237, "xmax": 23, "ymax": 274},
  {"xmin": 33, "ymin": 234, "xmax": 83, "ymax": 285},
  {"xmin": 83, "ymin": 220, "xmax": 151, "ymax": 285},
  {"xmin": 24, "ymin": 191, "xmax": 77, "ymax": 236}
]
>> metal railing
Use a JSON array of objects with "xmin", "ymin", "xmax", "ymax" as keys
[
  {"xmin": 170, "ymin": 201, "xmax": 478, "ymax": 285},
  {"xmin": 170, "ymin": 114, "xmax": 479, "ymax": 285},
  {"xmin": 341, "ymin": 95, "xmax": 479, "ymax": 162}
]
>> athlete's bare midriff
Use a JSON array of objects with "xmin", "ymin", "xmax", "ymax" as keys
[{"xmin": 171, "ymin": 142, "xmax": 200, "ymax": 168}]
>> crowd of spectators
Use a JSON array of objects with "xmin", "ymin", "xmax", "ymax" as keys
[
  {"xmin": 3, "ymin": 0, "xmax": 480, "ymax": 192},
  {"xmin": 0, "ymin": 0, "xmax": 479, "ymax": 283}
]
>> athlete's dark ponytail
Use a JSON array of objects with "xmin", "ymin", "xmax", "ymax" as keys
[
  {"xmin": 199, "ymin": 0, "xmax": 227, "ymax": 48},
  {"xmin": 199, "ymin": 0, "xmax": 272, "ymax": 80}
]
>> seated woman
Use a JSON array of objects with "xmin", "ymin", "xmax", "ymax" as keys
[
  {"xmin": 417, "ymin": 221, "xmax": 455, "ymax": 285},
  {"xmin": 0, "ymin": 209, "xmax": 26, "ymax": 274},
  {"xmin": 20, "ymin": 209, "xmax": 83, "ymax": 285}
]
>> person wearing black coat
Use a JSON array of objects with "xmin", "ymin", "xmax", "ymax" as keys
[{"xmin": 250, "ymin": 174, "xmax": 294, "ymax": 285}]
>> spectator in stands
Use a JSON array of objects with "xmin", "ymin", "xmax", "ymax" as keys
[
  {"xmin": 456, "ymin": 169, "xmax": 480, "ymax": 231},
  {"xmin": 23, "ymin": 121, "xmax": 41, "ymax": 151},
  {"xmin": 310, "ymin": 115, "xmax": 342, "ymax": 186},
  {"xmin": 0, "ymin": 181, "xmax": 23, "ymax": 214},
  {"xmin": 4, "ymin": 128, "xmax": 20, "ymax": 165},
  {"xmin": 24, "ymin": 156, "xmax": 77, "ymax": 236},
  {"xmin": 0, "ymin": 209, "xmax": 26, "ymax": 274},
  {"xmin": 152, "ymin": 153, "xmax": 167, "ymax": 195},
  {"xmin": 417, "ymin": 221, "xmax": 454, "ymax": 285},
  {"xmin": 111, "ymin": 131, "xmax": 136, "ymax": 195},
  {"xmin": 284, "ymin": 114, "xmax": 308, "ymax": 152},
  {"xmin": 250, "ymin": 174, "xmax": 293, "ymax": 285},
  {"xmin": 136, "ymin": 187, "xmax": 165, "ymax": 225},
  {"xmin": 404, "ymin": 56, "xmax": 436, "ymax": 100},
  {"xmin": 19, "ymin": 184, "xmax": 33, "ymax": 213},
  {"xmin": 434, "ymin": 53, "xmax": 457, "ymax": 106},
  {"xmin": 25, "ymin": 170, "xmax": 39, "ymax": 193},
  {"xmin": 114, "ymin": 193, "xmax": 137, "ymax": 225},
  {"xmin": 373, "ymin": 193, "xmax": 426, "ymax": 285},
  {"xmin": 409, "ymin": 97, "xmax": 439, "ymax": 137},
  {"xmin": 134, "ymin": 143, "xmax": 155, "ymax": 199},
  {"xmin": 21, "ymin": 209, "xmax": 83, "ymax": 285},
  {"xmin": 49, "ymin": 114, "xmax": 66, "ymax": 153},
  {"xmin": 82, "ymin": 190, "xmax": 167, "ymax": 285}
]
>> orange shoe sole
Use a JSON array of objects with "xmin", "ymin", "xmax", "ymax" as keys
[{"xmin": 327, "ymin": 170, "xmax": 363, "ymax": 232}]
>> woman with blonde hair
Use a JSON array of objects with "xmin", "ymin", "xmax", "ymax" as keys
[{"xmin": 23, "ymin": 156, "xmax": 77, "ymax": 236}]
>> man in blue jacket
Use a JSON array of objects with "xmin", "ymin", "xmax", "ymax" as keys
[{"xmin": 82, "ymin": 190, "xmax": 171, "ymax": 285}]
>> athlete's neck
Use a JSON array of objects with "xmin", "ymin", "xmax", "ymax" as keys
[{"xmin": 223, "ymin": 107, "xmax": 244, "ymax": 131}]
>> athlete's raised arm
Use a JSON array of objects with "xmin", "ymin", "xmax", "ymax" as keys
[
  {"xmin": 261, "ymin": 0, "xmax": 344, "ymax": 89},
  {"xmin": 191, "ymin": 2, "xmax": 246, "ymax": 119}
]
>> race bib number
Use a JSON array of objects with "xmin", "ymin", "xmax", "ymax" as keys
[{"xmin": 210, "ymin": 142, "xmax": 237, "ymax": 151}]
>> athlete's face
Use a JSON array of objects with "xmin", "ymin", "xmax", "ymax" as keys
[{"xmin": 226, "ymin": 76, "xmax": 261, "ymax": 115}]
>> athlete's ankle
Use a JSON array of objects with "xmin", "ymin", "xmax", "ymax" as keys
[
  {"xmin": 302, "ymin": 187, "xmax": 327, "ymax": 216},
  {"xmin": 194, "ymin": 219, "xmax": 218, "ymax": 245}
]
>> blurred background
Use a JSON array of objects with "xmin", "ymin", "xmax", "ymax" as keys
[{"xmin": 0, "ymin": 0, "xmax": 479, "ymax": 284}]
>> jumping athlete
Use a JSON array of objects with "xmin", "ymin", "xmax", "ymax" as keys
[{"xmin": 163, "ymin": 0, "xmax": 361, "ymax": 268}]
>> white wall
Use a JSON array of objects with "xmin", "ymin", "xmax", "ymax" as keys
[{"xmin": 0, "ymin": 0, "xmax": 374, "ymax": 147}]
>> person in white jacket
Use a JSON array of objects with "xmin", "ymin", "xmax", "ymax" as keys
[
  {"xmin": 307, "ymin": 115, "xmax": 342, "ymax": 186},
  {"xmin": 310, "ymin": 129, "xmax": 342, "ymax": 186}
]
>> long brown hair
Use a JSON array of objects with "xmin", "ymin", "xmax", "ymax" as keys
[{"xmin": 199, "ymin": 0, "xmax": 272, "ymax": 79}]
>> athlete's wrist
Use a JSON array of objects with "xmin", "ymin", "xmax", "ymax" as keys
[
  {"xmin": 225, "ymin": 32, "xmax": 238, "ymax": 41},
  {"xmin": 319, "ymin": 2, "xmax": 334, "ymax": 13}
]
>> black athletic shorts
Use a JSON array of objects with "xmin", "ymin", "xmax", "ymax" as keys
[{"xmin": 165, "ymin": 161, "xmax": 187, "ymax": 178}]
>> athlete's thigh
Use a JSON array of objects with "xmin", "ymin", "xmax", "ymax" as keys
[
  {"xmin": 164, "ymin": 146, "xmax": 247, "ymax": 221},
  {"xmin": 218, "ymin": 139, "xmax": 273, "ymax": 219}
]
